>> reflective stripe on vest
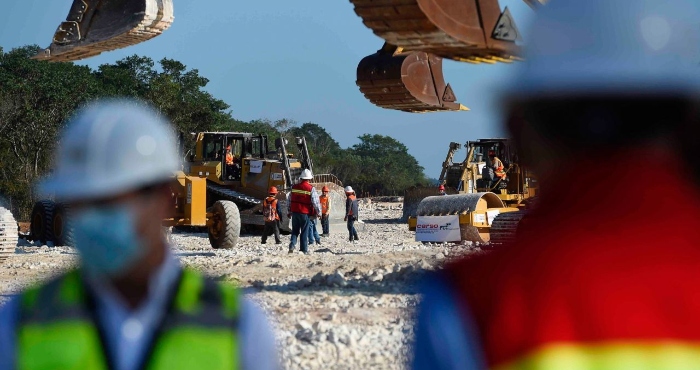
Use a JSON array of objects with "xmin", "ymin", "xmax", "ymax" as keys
[
  {"xmin": 290, "ymin": 181, "xmax": 313, "ymax": 214},
  {"xmin": 18, "ymin": 269, "xmax": 240, "ymax": 370}
]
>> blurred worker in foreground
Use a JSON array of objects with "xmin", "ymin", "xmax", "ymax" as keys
[
  {"xmin": 287, "ymin": 169, "xmax": 321, "ymax": 254},
  {"xmin": 413, "ymin": 0, "xmax": 700, "ymax": 369},
  {"xmin": 261, "ymin": 186, "xmax": 282, "ymax": 245},
  {"xmin": 438, "ymin": 184, "xmax": 446, "ymax": 196},
  {"xmin": 344, "ymin": 186, "xmax": 359, "ymax": 242},
  {"xmin": 0, "ymin": 100, "xmax": 278, "ymax": 370},
  {"xmin": 320, "ymin": 186, "xmax": 331, "ymax": 236}
]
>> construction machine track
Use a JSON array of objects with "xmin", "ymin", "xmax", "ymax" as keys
[
  {"xmin": 33, "ymin": 0, "xmax": 174, "ymax": 62},
  {"xmin": 0, "ymin": 207, "xmax": 18, "ymax": 261},
  {"xmin": 489, "ymin": 210, "xmax": 527, "ymax": 246}
]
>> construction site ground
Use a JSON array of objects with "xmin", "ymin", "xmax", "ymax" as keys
[{"xmin": 0, "ymin": 200, "xmax": 484, "ymax": 369}]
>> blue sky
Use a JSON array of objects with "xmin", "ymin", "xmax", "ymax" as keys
[{"xmin": 0, "ymin": 1, "xmax": 534, "ymax": 178}]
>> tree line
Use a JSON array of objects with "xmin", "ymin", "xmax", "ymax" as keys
[{"xmin": 0, "ymin": 45, "xmax": 430, "ymax": 220}]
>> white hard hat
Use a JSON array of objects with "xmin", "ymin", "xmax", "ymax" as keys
[
  {"xmin": 507, "ymin": 0, "xmax": 700, "ymax": 100},
  {"xmin": 344, "ymin": 186, "xmax": 354, "ymax": 193},
  {"xmin": 38, "ymin": 99, "xmax": 179, "ymax": 201},
  {"xmin": 300, "ymin": 169, "xmax": 313, "ymax": 180}
]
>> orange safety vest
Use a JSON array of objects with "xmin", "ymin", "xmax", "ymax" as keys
[
  {"xmin": 320, "ymin": 195, "xmax": 330, "ymax": 215},
  {"xmin": 226, "ymin": 152, "xmax": 234, "ymax": 165},
  {"xmin": 347, "ymin": 194, "xmax": 356, "ymax": 216},
  {"xmin": 290, "ymin": 181, "xmax": 314, "ymax": 214},
  {"xmin": 263, "ymin": 196, "xmax": 279, "ymax": 221},
  {"xmin": 492, "ymin": 157, "xmax": 506, "ymax": 178}
]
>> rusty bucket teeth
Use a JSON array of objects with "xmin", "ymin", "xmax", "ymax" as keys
[
  {"xmin": 356, "ymin": 48, "xmax": 467, "ymax": 113},
  {"xmin": 32, "ymin": 0, "xmax": 174, "ymax": 62},
  {"xmin": 349, "ymin": 0, "xmax": 522, "ymax": 63}
]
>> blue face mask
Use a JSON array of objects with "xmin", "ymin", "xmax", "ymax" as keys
[{"xmin": 72, "ymin": 203, "xmax": 146, "ymax": 277}]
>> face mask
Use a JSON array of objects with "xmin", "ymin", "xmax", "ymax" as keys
[{"xmin": 72, "ymin": 202, "xmax": 146, "ymax": 277}]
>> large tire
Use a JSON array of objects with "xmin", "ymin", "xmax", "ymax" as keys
[
  {"xmin": 53, "ymin": 203, "xmax": 75, "ymax": 246},
  {"xmin": 0, "ymin": 207, "xmax": 18, "ymax": 262},
  {"xmin": 208, "ymin": 200, "xmax": 240, "ymax": 249},
  {"xmin": 30, "ymin": 200, "xmax": 55, "ymax": 245}
]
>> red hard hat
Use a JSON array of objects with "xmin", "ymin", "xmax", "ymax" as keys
[
  {"xmin": 226, "ymin": 145, "xmax": 231, "ymax": 150},
  {"xmin": 322, "ymin": 186, "xmax": 329, "ymax": 192},
  {"xmin": 438, "ymin": 185, "xmax": 445, "ymax": 190},
  {"xmin": 268, "ymin": 186, "xmax": 278, "ymax": 194},
  {"xmin": 488, "ymin": 150, "xmax": 496, "ymax": 156}
]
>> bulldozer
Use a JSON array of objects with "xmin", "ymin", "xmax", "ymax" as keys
[
  {"xmin": 29, "ymin": 132, "xmax": 346, "ymax": 249},
  {"xmin": 406, "ymin": 138, "xmax": 537, "ymax": 243}
]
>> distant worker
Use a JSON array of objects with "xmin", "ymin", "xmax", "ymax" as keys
[
  {"xmin": 488, "ymin": 150, "xmax": 506, "ymax": 180},
  {"xmin": 226, "ymin": 145, "xmax": 235, "ymax": 165},
  {"xmin": 0, "ymin": 100, "xmax": 279, "ymax": 370},
  {"xmin": 320, "ymin": 186, "xmax": 331, "ymax": 236},
  {"xmin": 413, "ymin": 1, "xmax": 700, "ymax": 369},
  {"xmin": 287, "ymin": 169, "xmax": 321, "ymax": 254},
  {"xmin": 225, "ymin": 145, "xmax": 239, "ymax": 180},
  {"xmin": 344, "ymin": 186, "xmax": 359, "ymax": 242},
  {"xmin": 261, "ymin": 186, "xmax": 282, "ymax": 245},
  {"xmin": 438, "ymin": 184, "xmax": 446, "ymax": 196}
]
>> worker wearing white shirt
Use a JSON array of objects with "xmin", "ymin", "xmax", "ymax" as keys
[{"xmin": 0, "ymin": 100, "xmax": 279, "ymax": 370}]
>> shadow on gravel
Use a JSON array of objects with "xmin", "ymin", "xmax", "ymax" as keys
[
  {"xmin": 175, "ymin": 252, "xmax": 217, "ymax": 257},
  {"xmin": 358, "ymin": 218, "xmax": 403, "ymax": 225},
  {"xmin": 240, "ymin": 266, "xmax": 433, "ymax": 296},
  {"xmin": 312, "ymin": 248, "xmax": 364, "ymax": 255}
]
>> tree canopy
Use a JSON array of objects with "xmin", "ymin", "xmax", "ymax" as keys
[{"xmin": 0, "ymin": 45, "xmax": 430, "ymax": 219}]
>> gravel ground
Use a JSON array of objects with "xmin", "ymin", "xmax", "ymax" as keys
[{"xmin": 0, "ymin": 200, "xmax": 484, "ymax": 369}]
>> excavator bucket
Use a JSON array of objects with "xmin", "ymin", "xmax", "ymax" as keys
[
  {"xmin": 356, "ymin": 46, "xmax": 468, "ymax": 112},
  {"xmin": 32, "ymin": 0, "xmax": 174, "ymax": 62},
  {"xmin": 350, "ymin": 0, "xmax": 522, "ymax": 63}
]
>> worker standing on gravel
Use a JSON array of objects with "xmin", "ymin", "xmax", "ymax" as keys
[
  {"xmin": 287, "ymin": 169, "xmax": 321, "ymax": 254},
  {"xmin": 320, "ymin": 186, "xmax": 331, "ymax": 236},
  {"xmin": 307, "ymin": 216, "xmax": 322, "ymax": 246},
  {"xmin": 413, "ymin": 0, "xmax": 700, "ymax": 369},
  {"xmin": 344, "ymin": 186, "xmax": 359, "ymax": 242},
  {"xmin": 0, "ymin": 100, "xmax": 279, "ymax": 370},
  {"xmin": 261, "ymin": 186, "xmax": 282, "ymax": 245}
]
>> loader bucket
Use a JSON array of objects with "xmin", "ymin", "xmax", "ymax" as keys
[
  {"xmin": 349, "ymin": 0, "xmax": 522, "ymax": 63},
  {"xmin": 356, "ymin": 49, "xmax": 468, "ymax": 112},
  {"xmin": 32, "ymin": 0, "xmax": 174, "ymax": 62}
]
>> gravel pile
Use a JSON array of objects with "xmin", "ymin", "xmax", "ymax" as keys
[{"xmin": 0, "ymin": 201, "xmax": 484, "ymax": 369}]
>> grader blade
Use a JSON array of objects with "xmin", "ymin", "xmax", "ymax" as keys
[
  {"xmin": 356, "ymin": 47, "xmax": 468, "ymax": 112},
  {"xmin": 350, "ymin": 0, "xmax": 522, "ymax": 63},
  {"xmin": 32, "ymin": 0, "xmax": 174, "ymax": 62}
]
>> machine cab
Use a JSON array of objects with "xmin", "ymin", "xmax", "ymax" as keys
[{"xmin": 191, "ymin": 132, "xmax": 268, "ymax": 183}]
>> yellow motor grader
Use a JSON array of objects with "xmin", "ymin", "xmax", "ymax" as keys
[
  {"xmin": 29, "ymin": 132, "xmax": 345, "ymax": 249},
  {"xmin": 406, "ymin": 138, "xmax": 537, "ymax": 243}
]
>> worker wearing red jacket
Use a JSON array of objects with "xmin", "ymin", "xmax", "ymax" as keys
[{"xmin": 412, "ymin": 0, "xmax": 700, "ymax": 369}]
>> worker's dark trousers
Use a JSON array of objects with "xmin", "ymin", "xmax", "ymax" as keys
[
  {"xmin": 347, "ymin": 217, "xmax": 359, "ymax": 241},
  {"xmin": 289, "ymin": 213, "xmax": 310, "ymax": 252},
  {"xmin": 261, "ymin": 221, "xmax": 280, "ymax": 244},
  {"xmin": 321, "ymin": 215, "xmax": 330, "ymax": 235}
]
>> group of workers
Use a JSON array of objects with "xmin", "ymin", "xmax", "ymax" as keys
[{"xmin": 3, "ymin": 0, "xmax": 700, "ymax": 368}]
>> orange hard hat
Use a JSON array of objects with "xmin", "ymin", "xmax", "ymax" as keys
[
  {"xmin": 488, "ymin": 150, "xmax": 496, "ymax": 156},
  {"xmin": 268, "ymin": 186, "xmax": 278, "ymax": 194},
  {"xmin": 438, "ymin": 185, "xmax": 445, "ymax": 190},
  {"xmin": 226, "ymin": 145, "xmax": 231, "ymax": 150},
  {"xmin": 322, "ymin": 186, "xmax": 329, "ymax": 192}
]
